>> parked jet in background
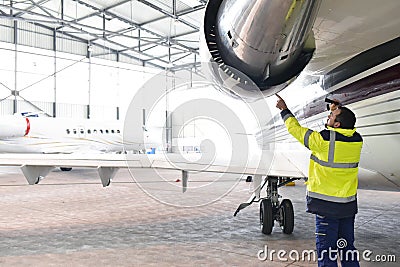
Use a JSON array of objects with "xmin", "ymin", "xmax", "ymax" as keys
[
  {"xmin": 0, "ymin": 112, "xmax": 159, "ymax": 154},
  {"xmin": 0, "ymin": 112, "xmax": 163, "ymax": 186}
]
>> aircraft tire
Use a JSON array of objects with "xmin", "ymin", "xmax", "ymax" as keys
[
  {"xmin": 260, "ymin": 198, "xmax": 274, "ymax": 235},
  {"xmin": 279, "ymin": 199, "xmax": 294, "ymax": 234}
]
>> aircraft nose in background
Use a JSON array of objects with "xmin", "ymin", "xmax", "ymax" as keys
[{"xmin": 0, "ymin": 116, "xmax": 30, "ymax": 138}]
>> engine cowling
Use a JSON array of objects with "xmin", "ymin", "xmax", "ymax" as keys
[{"xmin": 202, "ymin": 0, "xmax": 321, "ymax": 99}]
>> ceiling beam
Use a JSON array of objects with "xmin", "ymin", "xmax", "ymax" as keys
[
  {"xmin": 0, "ymin": 1, "xmax": 201, "ymax": 70},
  {"xmin": 70, "ymin": 0, "xmax": 198, "ymax": 54},
  {"xmin": 128, "ymin": 29, "xmax": 199, "ymax": 52},
  {"xmin": 0, "ymin": 12, "xmax": 164, "ymax": 69},
  {"xmin": 65, "ymin": 23, "xmax": 171, "ymax": 65},
  {"xmin": 0, "ymin": 4, "xmax": 186, "ymax": 52},
  {"xmin": 143, "ymin": 50, "xmax": 189, "ymax": 62},
  {"xmin": 139, "ymin": 4, "xmax": 204, "ymax": 27},
  {"xmin": 13, "ymin": 0, "xmax": 52, "ymax": 18},
  {"xmin": 26, "ymin": 0, "xmax": 56, "ymax": 19},
  {"xmin": 136, "ymin": 0, "xmax": 198, "ymax": 30},
  {"xmin": 70, "ymin": 0, "xmax": 131, "ymax": 23}
]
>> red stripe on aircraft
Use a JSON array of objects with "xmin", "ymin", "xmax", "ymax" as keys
[{"xmin": 25, "ymin": 118, "xmax": 30, "ymax": 136}]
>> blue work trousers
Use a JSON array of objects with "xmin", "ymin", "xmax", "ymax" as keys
[{"xmin": 315, "ymin": 215, "xmax": 360, "ymax": 267}]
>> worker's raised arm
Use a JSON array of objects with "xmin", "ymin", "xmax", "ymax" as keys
[{"xmin": 276, "ymin": 95, "xmax": 324, "ymax": 152}]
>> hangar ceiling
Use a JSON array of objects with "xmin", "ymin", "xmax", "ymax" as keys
[{"xmin": 0, "ymin": 0, "xmax": 207, "ymax": 71}]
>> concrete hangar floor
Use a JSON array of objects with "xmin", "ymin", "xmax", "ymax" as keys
[{"xmin": 0, "ymin": 167, "xmax": 398, "ymax": 266}]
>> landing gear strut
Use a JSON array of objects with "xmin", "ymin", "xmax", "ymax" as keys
[{"xmin": 234, "ymin": 176, "xmax": 300, "ymax": 235}]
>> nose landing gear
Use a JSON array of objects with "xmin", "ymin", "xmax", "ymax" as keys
[
  {"xmin": 235, "ymin": 176, "xmax": 300, "ymax": 235},
  {"xmin": 259, "ymin": 176, "xmax": 294, "ymax": 235}
]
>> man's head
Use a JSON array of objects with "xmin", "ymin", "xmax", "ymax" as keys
[{"xmin": 326, "ymin": 106, "xmax": 356, "ymax": 129}]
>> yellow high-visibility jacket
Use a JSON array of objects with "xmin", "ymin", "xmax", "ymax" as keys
[{"xmin": 281, "ymin": 109, "xmax": 363, "ymax": 207}]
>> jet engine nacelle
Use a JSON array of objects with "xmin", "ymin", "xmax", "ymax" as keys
[
  {"xmin": 0, "ymin": 116, "xmax": 30, "ymax": 138},
  {"xmin": 202, "ymin": 0, "xmax": 321, "ymax": 99}
]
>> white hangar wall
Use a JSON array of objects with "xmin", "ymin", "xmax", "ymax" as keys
[
  {"xmin": 0, "ymin": 41, "xmax": 160, "ymax": 120},
  {"xmin": 0, "ymin": 18, "xmax": 162, "ymax": 120}
]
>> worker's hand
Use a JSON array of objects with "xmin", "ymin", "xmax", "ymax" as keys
[
  {"xmin": 276, "ymin": 94, "xmax": 288, "ymax": 111},
  {"xmin": 329, "ymin": 99, "xmax": 341, "ymax": 111}
]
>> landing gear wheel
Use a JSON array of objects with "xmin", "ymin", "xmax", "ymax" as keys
[
  {"xmin": 260, "ymin": 199, "xmax": 274, "ymax": 235},
  {"xmin": 279, "ymin": 199, "xmax": 294, "ymax": 234},
  {"xmin": 60, "ymin": 167, "xmax": 72, "ymax": 171}
]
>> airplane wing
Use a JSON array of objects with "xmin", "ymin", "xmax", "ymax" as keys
[{"xmin": 0, "ymin": 152, "xmax": 306, "ymax": 188}]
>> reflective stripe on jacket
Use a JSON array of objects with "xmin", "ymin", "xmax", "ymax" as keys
[{"xmin": 281, "ymin": 109, "xmax": 363, "ymax": 203}]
